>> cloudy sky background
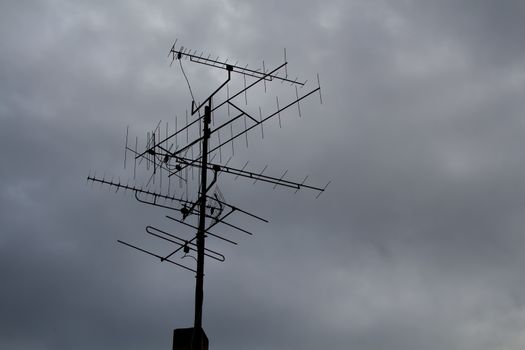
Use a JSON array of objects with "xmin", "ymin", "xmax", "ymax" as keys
[{"xmin": 2, "ymin": 0, "xmax": 525, "ymax": 349}]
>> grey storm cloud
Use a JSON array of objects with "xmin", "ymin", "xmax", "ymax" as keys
[{"xmin": 1, "ymin": 1, "xmax": 525, "ymax": 349}]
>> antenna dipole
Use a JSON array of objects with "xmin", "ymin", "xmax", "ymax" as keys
[{"xmin": 88, "ymin": 40, "xmax": 329, "ymax": 350}]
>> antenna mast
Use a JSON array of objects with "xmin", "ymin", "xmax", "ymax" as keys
[
  {"xmin": 194, "ymin": 102, "xmax": 211, "ymax": 330},
  {"xmin": 88, "ymin": 40, "xmax": 329, "ymax": 350}
]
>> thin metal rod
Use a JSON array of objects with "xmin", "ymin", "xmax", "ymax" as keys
[
  {"xmin": 124, "ymin": 126, "xmax": 129, "ymax": 169},
  {"xmin": 117, "ymin": 240, "xmax": 196, "ymax": 273},
  {"xmin": 273, "ymin": 170, "xmax": 289, "ymax": 190}
]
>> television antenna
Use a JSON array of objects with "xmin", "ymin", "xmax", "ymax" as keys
[{"xmin": 88, "ymin": 39, "xmax": 329, "ymax": 349}]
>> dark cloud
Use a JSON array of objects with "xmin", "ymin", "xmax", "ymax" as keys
[{"xmin": 1, "ymin": 0, "xmax": 525, "ymax": 349}]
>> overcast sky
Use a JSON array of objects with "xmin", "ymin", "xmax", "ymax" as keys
[{"xmin": 2, "ymin": 1, "xmax": 525, "ymax": 349}]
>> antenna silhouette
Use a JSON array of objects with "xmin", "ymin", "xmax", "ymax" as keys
[{"xmin": 88, "ymin": 40, "xmax": 329, "ymax": 350}]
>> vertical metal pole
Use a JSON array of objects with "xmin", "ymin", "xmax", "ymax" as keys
[{"xmin": 194, "ymin": 101, "xmax": 211, "ymax": 345}]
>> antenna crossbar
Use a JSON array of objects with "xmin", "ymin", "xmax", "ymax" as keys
[
  {"xmin": 117, "ymin": 239, "xmax": 196, "ymax": 273},
  {"xmin": 87, "ymin": 176, "xmax": 184, "ymax": 203},
  {"xmin": 170, "ymin": 47, "xmax": 304, "ymax": 86},
  {"xmin": 173, "ymin": 156, "xmax": 324, "ymax": 192}
]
